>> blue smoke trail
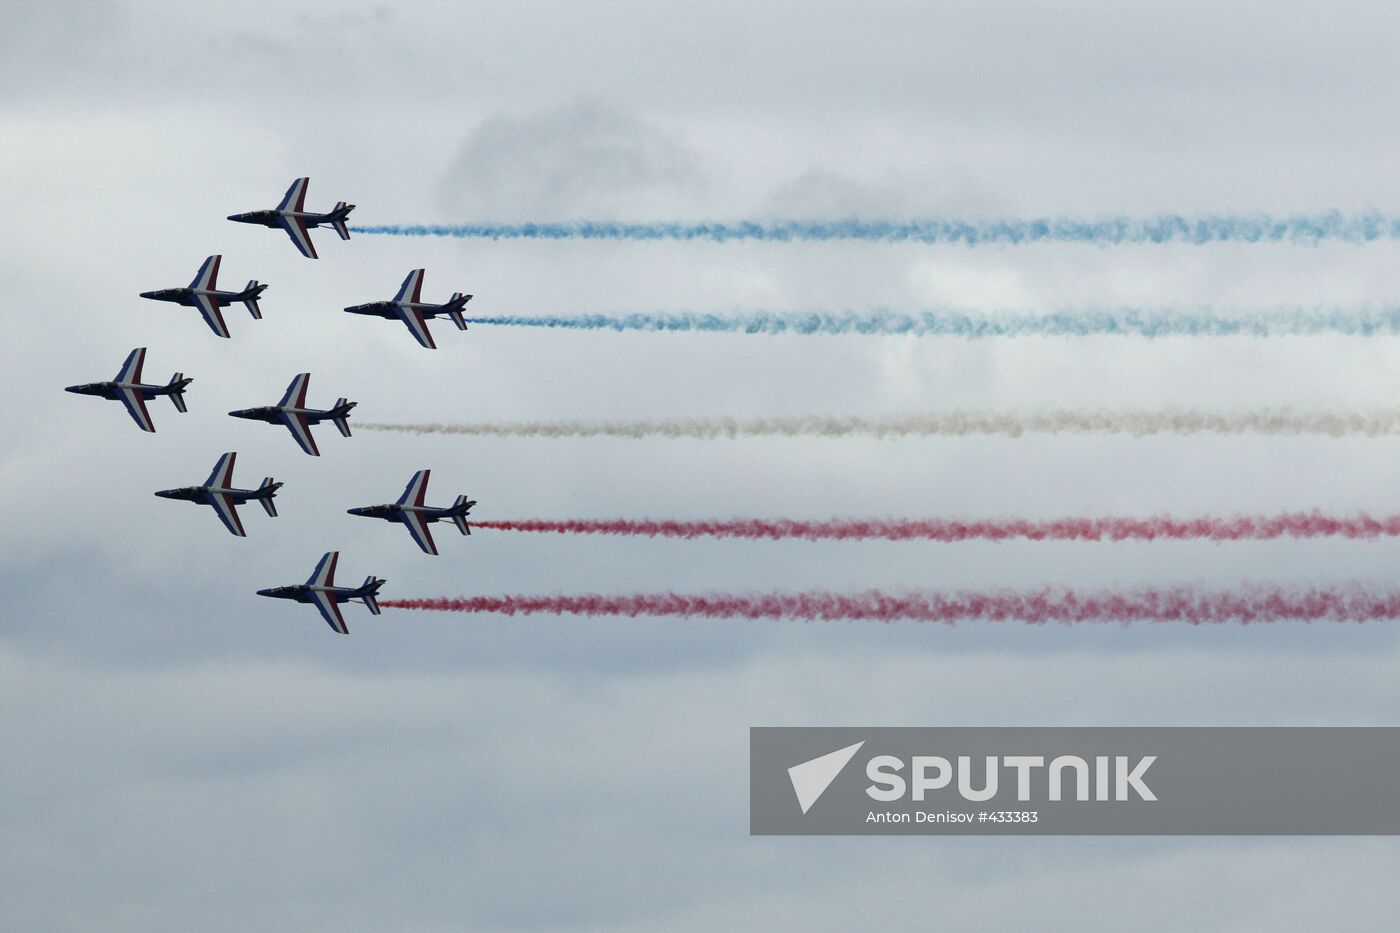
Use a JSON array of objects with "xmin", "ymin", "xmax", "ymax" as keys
[
  {"xmin": 351, "ymin": 212, "xmax": 1400, "ymax": 245},
  {"xmin": 464, "ymin": 308, "xmax": 1400, "ymax": 338}
]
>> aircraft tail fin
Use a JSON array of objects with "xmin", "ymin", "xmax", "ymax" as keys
[
  {"xmin": 241, "ymin": 280, "xmax": 265, "ymax": 319},
  {"xmin": 331, "ymin": 201, "xmax": 353, "ymax": 240},
  {"xmin": 168, "ymin": 373, "xmax": 188, "ymax": 413},
  {"xmin": 332, "ymin": 398, "xmax": 353, "ymax": 437},
  {"xmin": 450, "ymin": 494, "xmax": 475, "ymax": 535},
  {"xmin": 258, "ymin": 477, "xmax": 279, "ymax": 517},
  {"xmin": 359, "ymin": 576, "xmax": 384, "ymax": 615},
  {"xmin": 447, "ymin": 294, "xmax": 472, "ymax": 330}
]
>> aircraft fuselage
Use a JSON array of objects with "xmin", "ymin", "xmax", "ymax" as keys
[
  {"xmin": 154, "ymin": 483, "xmax": 278, "ymax": 504},
  {"xmin": 344, "ymin": 300, "xmax": 457, "ymax": 318},
  {"xmin": 139, "ymin": 287, "xmax": 247, "ymax": 306},
  {"xmin": 256, "ymin": 584, "xmax": 367, "ymax": 603},
  {"xmin": 227, "ymin": 209, "xmax": 337, "ymax": 229},
  {"xmin": 228, "ymin": 405, "xmax": 345, "ymax": 424},
  {"xmin": 348, "ymin": 503, "xmax": 456, "ymax": 523},
  {"xmin": 65, "ymin": 380, "xmax": 178, "ymax": 400}
]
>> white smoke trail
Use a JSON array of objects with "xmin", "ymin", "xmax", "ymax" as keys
[
  {"xmin": 351, "ymin": 213, "xmax": 1400, "ymax": 246},
  {"xmin": 358, "ymin": 408, "xmax": 1400, "ymax": 440}
]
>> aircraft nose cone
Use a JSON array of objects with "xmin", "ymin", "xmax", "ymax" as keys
[
  {"xmin": 139, "ymin": 290, "xmax": 155, "ymax": 299},
  {"xmin": 153, "ymin": 490, "xmax": 173, "ymax": 498},
  {"xmin": 63, "ymin": 385, "xmax": 79, "ymax": 394},
  {"xmin": 256, "ymin": 588, "xmax": 273, "ymax": 597}
]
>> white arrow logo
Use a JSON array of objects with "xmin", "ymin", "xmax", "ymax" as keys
[{"xmin": 787, "ymin": 741, "xmax": 865, "ymax": 814}]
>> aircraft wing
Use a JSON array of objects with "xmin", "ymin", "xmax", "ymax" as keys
[
  {"xmin": 116, "ymin": 347, "xmax": 146, "ymax": 384},
  {"xmin": 276, "ymin": 177, "xmax": 309, "ymax": 213},
  {"xmin": 401, "ymin": 511, "xmax": 439, "ymax": 556},
  {"xmin": 118, "ymin": 387, "xmax": 156, "ymax": 433},
  {"xmin": 203, "ymin": 452, "xmax": 237, "ymax": 488},
  {"xmin": 396, "ymin": 469, "xmax": 431, "ymax": 507},
  {"xmin": 192, "ymin": 293, "xmax": 231, "ymax": 338},
  {"xmin": 277, "ymin": 214, "xmax": 318, "ymax": 259},
  {"xmin": 209, "ymin": 493, "xmax": 247, "ymax": 537},
  {"xmin": 277, "ymin": 410, "xmax": 320, "ymax": 456},
  {"xmin": 310, "ymin": 590, "xmax": 349, "ymax": 634},
  {"xmin": 398, "ymin": 306, "xmax": 437, "ymax": 349},
  {"xmin": 189, "ymin": 255, "xmax": 221, "ymax": 290},
  {"xmin": 277, "ymin": 373, "xmax": 311, "ymax": 409},
  {"xmin": 306, "ymin": 551, "xmax": 338, "ymax": 587},
  {"xmin": 392, "ymin": 269, "xmax": 425, "ymax": 304}
]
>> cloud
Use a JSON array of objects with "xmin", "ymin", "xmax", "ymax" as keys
[
  {"xmin": 436, "ymin": 101, "xmax": 707, "ymax": 221},
  {"xmin": 11, "ymin": 1, "xmax": 1400, "ymax": 928}
]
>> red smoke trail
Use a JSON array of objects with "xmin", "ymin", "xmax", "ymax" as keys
[
  {"xmin": 472, "ymin": 513, "xmax": 1400, "ymax": 542},
  {"xmin": 381, "ymin": 585, "xmax": 1400, "ymax": 624}
]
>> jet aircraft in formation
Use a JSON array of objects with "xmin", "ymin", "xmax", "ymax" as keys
[
  {"xmin": 77, "ymin": 176, "xmax": 501, "ymax": 635},
  {"xmin": 154, "ymin": 452, "xmax": 281, "ymax": 537},
  {"xmin": 343, "ymin": 269, "xmax": 472, "ymax": 349},
  {"xmin": 64, "ymin": 347, "xmax": 191, "ymax": 433},
  {"xmin": 257, "ymin": 551, "xmax": 384, "ymax": 634},
  {"xmin": 348, "ymin": 469, "xmax": 476, "ymax": 555},
  {"xmin": 139, "ymin": 255, "xmax": 266, "ymax": 338},
  {"xmin": 227, "ymin": 177, "xmax": 354, "ymax": 259},
  {"xmin": 228, "ymin": 373, "xmax": 355, "ymax": 456}
]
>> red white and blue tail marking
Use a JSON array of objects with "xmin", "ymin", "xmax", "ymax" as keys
[
  {"xmin": 168, "ymin": 374, "xmax": 188, "ymax": 413},
  {"xmin": 331, "ymin": 398, "xmax": 352, "ymax": 438},
  {"xmin": 451, "ymin": 496, "xmax": 472, "ymax": 535},
  {"xmin": 331, "ymin": 202, "xmax": 351, "ymax": 240},
  {"xmin": 257, "ymin": 478, "xmax": 279, "ymax": 518},
  {"xmin": 243, "ymin": 281, "xmax": 263, "ymax": 319}
]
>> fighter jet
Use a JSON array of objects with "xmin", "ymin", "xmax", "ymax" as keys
[
  {"xmin": 154, "ymin": 452, "xmax": 281, "ymax": 537},
  {"xmin": 343, "ymin": 269, "xmax": 472, "ymax": 349},
  {"xmin": 64, "ymin": 347, "xmax": 191, "ymax": 433},
  {"xmin": 348, "ymin": 469, "xmax": 476, "ymax": 555},
  {"xmin": 227, "ymin": 177, "xmax": 355, "ymax": 259},
  {"xmin": 228, "ymin": 373, "xmax": 355, "ymax": 457},
  {"xmin": 139, "ymin": 255, "xmax": 267, "ymax": 338},
  {"xmin": 257, "ymin": 551, "xmax": 384, "ymax": 635}
]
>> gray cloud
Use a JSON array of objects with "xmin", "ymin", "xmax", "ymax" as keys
[
  {"xmin": 436, "ymin": 101, "xmax": 706, "ymax": 221},
  {"xmin": 8, "ymin": 1, "xmax": 1400, "ymax": 929}
]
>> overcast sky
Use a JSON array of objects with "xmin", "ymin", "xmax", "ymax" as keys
[{"xmin": 5, "ymin": 1, "xmax": 1400, "ymax": 929}]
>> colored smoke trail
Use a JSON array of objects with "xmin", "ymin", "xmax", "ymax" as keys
[
  {"xmin": 473, "ymin": 513, "xmax": 1400, "ymax": 542},
  {"xmin": 350, "ymin": 212, "xmax": 1400, "ymax": 246},
  {"xmin": 465, "ymin": 308, "xmax": 1400, "ymax": 338},
  {"xmin": 359, "ymin": 408, "xmax": 1400, "ymax": 440},
  {"xmin": 381, "ymin": 585, "xmax": 1400, "ymax": 624}
]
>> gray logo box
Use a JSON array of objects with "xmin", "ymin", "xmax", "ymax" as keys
[{"xmin": 751, "ymin": 727, "xmax": 1400, "ymax": 835}]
